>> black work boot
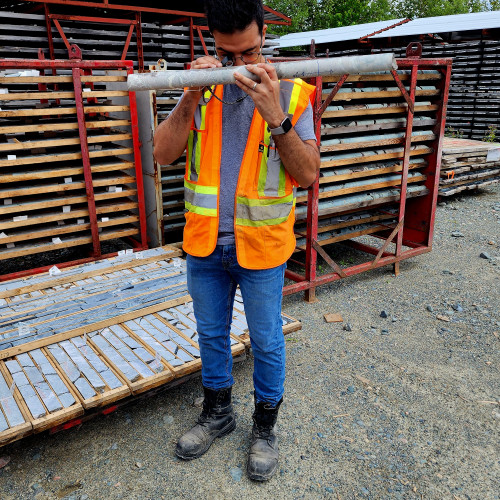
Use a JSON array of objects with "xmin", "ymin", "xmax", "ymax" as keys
[
  {"xmin": 247, "ymin": 398, "xmax": 283, "ymax": 481},
  {"xmin": 175, "ymin": 386, "xmax": 235, "ymax": 460}
]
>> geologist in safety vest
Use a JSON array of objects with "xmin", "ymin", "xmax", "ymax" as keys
[{"xmin": 153, "ymin": 0, "xmax": 320, "ymax": 482}]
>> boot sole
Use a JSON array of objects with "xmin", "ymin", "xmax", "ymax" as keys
[{"xmin": 175, "ymin": 419, "xmax": 236, "ymax": 460}]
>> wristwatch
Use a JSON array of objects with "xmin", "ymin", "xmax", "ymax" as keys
[{"xmin": 269, "ymin": 116, "xmax": 293, "ymax": 136}]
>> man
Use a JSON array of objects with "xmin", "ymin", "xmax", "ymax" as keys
[{"xmin": 153, "ymin": 0, "xmax": 319, "ymax": 481}]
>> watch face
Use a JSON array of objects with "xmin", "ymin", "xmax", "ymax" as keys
[{"xmin": 282, "ymin": 117, "xmax": 292, "ymax": 133}]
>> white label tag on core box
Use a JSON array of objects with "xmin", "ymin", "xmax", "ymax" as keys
[{"xmin": 49, "ymin": 265, "xmax": 62, "ymax": 276}]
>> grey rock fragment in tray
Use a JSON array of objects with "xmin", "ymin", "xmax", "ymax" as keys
[
  {"xmin": 99, "ymin": 369, "xmax": 123, "ymax": 390},
  {"xmin": 58, "ymin": 392, "xmax": 76, "ymax": 408},
  {"xmin": 17, "ymin": 385, "xmax": 46, "ymax": 419},
  {"xmin": 74, "ymin": 377, "xmax": 97, "ymax": 400}
]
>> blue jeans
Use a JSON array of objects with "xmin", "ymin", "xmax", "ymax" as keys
[{"xmin": 186, "ymin": 244, "xmax": 286, "ymax": 405}]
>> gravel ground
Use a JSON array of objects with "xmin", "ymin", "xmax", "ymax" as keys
[{"xmin": 0, "ymin": 186, "xmax": 499, "ymax": 500}]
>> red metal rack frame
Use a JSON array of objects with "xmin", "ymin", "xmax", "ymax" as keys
[
  {"xmin": 0, "ymin": 44, "xmax": 148, "ymax": 281},
  {"xmin": 283, "ymin": 43, "xmax": 453, "ymax": 301}
]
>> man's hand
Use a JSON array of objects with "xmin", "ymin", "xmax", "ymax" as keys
[
  {"xmin": 190, "ymin": 55, "xmax": 222, "ymax": 70},
  {"xmin": 153, "ymin": 55, "xmax": 223, "ymax": 165},
  {"xmin": 233, "ymin": 63, "xmax": 285, "ymax": 128}
]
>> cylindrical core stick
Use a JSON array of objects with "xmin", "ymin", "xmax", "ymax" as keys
[{"xmin": 127, "ymin": 53, "xmax": 397, "ymax": 91}]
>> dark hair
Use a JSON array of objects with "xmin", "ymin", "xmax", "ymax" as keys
[{"xmin": 204, "ymin": 0, "xmax": 264, "ymax": 35}]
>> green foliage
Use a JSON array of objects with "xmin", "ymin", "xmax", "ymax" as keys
[
  {"xmin": 445, "ymin": 126, "xmax": 464, "ymax": 139},
  {"xmin": 482, "ymin": 125, "xmax": 498, "ymax": 143},
  {"xmin": 265, "ymin": 0, "xmax": 394, "ymax": 35},
  {"xmin": 265, "ymin": 0, "xmax": 499, "ymax": 35}
]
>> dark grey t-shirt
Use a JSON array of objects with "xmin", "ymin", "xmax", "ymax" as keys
[
  {"xmin": 218, "ymin": 84, "xmax": 316, "ymax": 244},
  {"xmin": 176, "ymin": 84, "xmax": 316, "ymax": 245}
]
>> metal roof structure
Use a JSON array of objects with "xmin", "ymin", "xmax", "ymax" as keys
[
  {"xmin": 371, "ymin": 11, "xmax": 500, "ymax": 38},
  {"xmin": 278, "ymin": 18, "xmax": 406, "ymax": 48},
  {"xmin": 279, "ymin": 10, "xmax": 500, "ymax": 48}
]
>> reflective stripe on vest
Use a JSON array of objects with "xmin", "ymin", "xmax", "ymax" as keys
[
  {"xmin": 235, "ymin": 192, "xmax": 295, "ymax": 227},
  {"xmin": 186, "ymin": 89, "xmax": 211, "ymax": 182},
  {"xmin": 184, "ymin": 178, "xmax": 218, "ymax": 216},
  {"xmin": 256, "ymin": 79, "xmax": 301, "ymax": 198}
]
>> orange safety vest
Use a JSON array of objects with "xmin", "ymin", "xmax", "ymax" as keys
[{"xmin": 183, "ymin": 78, "xmax": 316, "ymax": 269}]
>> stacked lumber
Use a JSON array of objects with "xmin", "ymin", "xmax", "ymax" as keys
[
  {"xmin": 439, "ymin": 137, "xmax": 500, "ymax": 196},
  {"xmin": 0, "ymin": 246, "xmax": 302, "ymax": 446},
  {"xmin": 0, "ymin": 66, "xmax": 144, "ymax": 263},
  {"xmin": 294, "ymin": 68, "xmax": 442, "ymax": 249}
]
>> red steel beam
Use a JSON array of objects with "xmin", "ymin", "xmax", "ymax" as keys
[
  {"xmin": 52, "ymin": 18, "xmax": 72, "ymax": 52},
  {"xmin": 392, "ymin": 63, "xmax": 417, "ymax": 275},
  {"xmin": 121, "ymin": 23, "xmax": 135, "ymax": 60},
  {"xmin": 21, "ymin": 0, "xmax": 206, "ymax": 17},
  {"xmin": 283, "ymin": 246, "xmax": 432, "ymax": 296},
  {"xmin": 135, "ymin": 12, "xmax": 144, "ymax": 72},
  {"xmin": 49, "ymin": 13, "xmax": 137, "ymax": 24},
  {"xmin": 72, "ymin": 65, "xmax": 101, "ymax": 258}
]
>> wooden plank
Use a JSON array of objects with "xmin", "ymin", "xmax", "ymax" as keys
[
  {"xmin": 0, "ymin": 76, "xmax": 73, "ymax": 84},
  {"xmin": 0, "ymin": 105, "xmax": 129, "ymax": 118},
  {"xmin": 320, "ymin": 134, "xmax": 435, "ymax": 153},
  {"xmin": 0, "ymin": 91, "xmax": 76, "ymax": 100},
  {"xmin": 320, "ymin": 162, "xmax": 422, "ymax": 184},
  {"xmin": 0, "ymin": 119, "xmax": 130, "ymax": 134},
  {"xmin": 320, "ymin": 147, "xmax": 433, "ymax": 169},
  {"xmin": 321, "ymin": 89, "xmax": 440, "ymax": 101},
  {"xmin": 0, "ymin": 148, "xmax": 133, "ymax": 168},
  {"xmin": 322, "ymin": 73, "xmax": 441, "ymax": 83},
  {"xmin": 1, "ymin": 175, "xmax": 136, "ymax": 197},
  {"xmin": 322, "ymin": 104, "xmax": 438, "ymax": 119},
  {"xmin": 297, "ymin": 174, "xmax": 425, "ymax": 203},
  {"xmin": 0, "ymin": 202, "xmax": 138, "ymax": 231},
  {"xmin": 0, "ymin": 295, "xmax": 191, "ymax": 361},
  {"xmin": 0, "ymin": 188, "xmax": 137, "ymax": 214},
  {"xmin": 0, "ymin": 133, "xmax": 133, "ymax": 152}
]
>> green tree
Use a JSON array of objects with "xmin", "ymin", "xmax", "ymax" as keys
[
  {"xmin": 266, "ymin": 0, "xmax": 498, "ymax": 35},
  {"xmin": 266, "ymin": 0, "xmax": 394, "ymax": 35}
]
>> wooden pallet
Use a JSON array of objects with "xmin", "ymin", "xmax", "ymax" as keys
[{"xmin": 0, "ymin": 246, "xmax": 301, "ymax": 446}]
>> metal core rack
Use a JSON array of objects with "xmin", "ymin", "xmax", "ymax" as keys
[
  {"xmin": 0, "ymin": 45, "xmax": 148, "ymax": 280},
  {"xmin": 283, "ymin": 43, "xmax": 452, "ymax": 301}
]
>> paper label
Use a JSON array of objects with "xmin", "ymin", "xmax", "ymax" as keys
[
  {"xmin": 49, "ymin": 265, "xmax": 62, "ymax": 276},
  {"xmin": 18, "ymin": 322, "xmax": 30, "ymax": 336},
  {"xmin": 13, "ymin": 215, "xmax": 28, "ymax": 222},
  {"xmin": 7, "ymin": 154, "xmax": 16, "ymax": 160},
  {"xmin": 52, "ymin": 237, "xmax": 62, "ymax": 244},
  {"xmin": 101, "ymin": 217, "xmax": 109, "ymax": 222},
  {"xmin": 77, "ymin": 219, "xmax": 85, "ymax": 225},
  {"xmin": 0, "ymin": 232, "xmax": 7, "ymax": 238},
  {"xmin": 62, "ymin": 206, "xmax": 71, "ymax": 213},
  {"xmin": 4, "ymin": 198, "xmax": 12, "ymax": 205},
  {"xmin": 64, "ymin": 177, "xmax": 72, "ymax": 183},
  {"xmin": 486, "ymin": 148, "xmax": 500, "ymax": 162},
  {"xmin": 115, "ymin": 187, "xmax": 123, "ymax": 193}
]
